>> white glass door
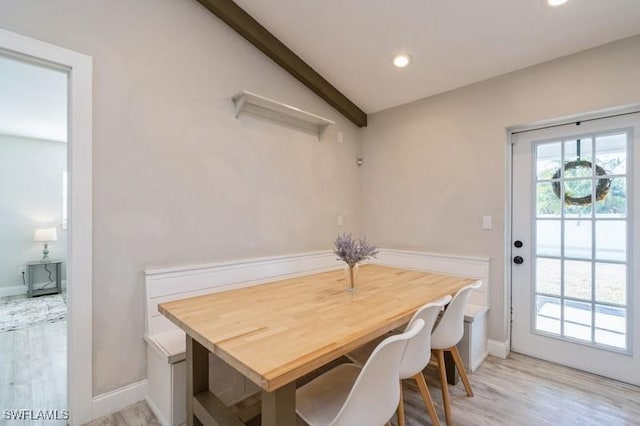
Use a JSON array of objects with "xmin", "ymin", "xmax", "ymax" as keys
[{"xmin": 511, "ymin": 113, "xmax": 640, "ymax": 385}]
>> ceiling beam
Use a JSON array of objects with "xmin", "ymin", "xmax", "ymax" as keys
[{"xmin": 196, "ymin": 0, "xmax": 367, "ymax": 127}]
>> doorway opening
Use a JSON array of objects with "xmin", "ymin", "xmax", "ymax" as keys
[
  {"xmin": 0, "ymin": 27, "xmax": 93, "ymax": 425},
  {"xmin": 0, "ymin": 52, "xmax": 69, "ymax": 421}
]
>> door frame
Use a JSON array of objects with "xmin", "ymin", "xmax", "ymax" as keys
[
  {"xmin": 0, "ymin": 28, "xmax": 93, "ymax": 424},
  {"xmin": 506, "ymin": 104, "xmax": 640, "ymax": 355}
]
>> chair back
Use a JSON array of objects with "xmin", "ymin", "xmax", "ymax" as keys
[
  {"xmin": 431, "ymin": 281, "xmax": 482, "ymax": 350},
  {"xmin": 399, "ymin": 295, "xmax": 451, "ymax": 379},
  {"xmin": 331, "ymin": 319, "xmax": 425, "ymax": 426}
]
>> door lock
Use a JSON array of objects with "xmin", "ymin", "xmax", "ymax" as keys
[{"xmin": 513, "ymin": 256, "xmax": 524, "ymax": 265}]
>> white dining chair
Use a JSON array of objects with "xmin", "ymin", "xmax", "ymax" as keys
[
  {"xmin": 295, "ymin": 318, "xmax": 426, "ymax": 426},
  {"xmin": 431, "ymin": 281, "xmax": 482, "ymax": 426},
  {"xmin": 347, "ymin": 296, "xmax": 451, "ymax": 426}
]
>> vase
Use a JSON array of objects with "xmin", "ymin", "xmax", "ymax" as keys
[{"xmin": 344, "ymin": 264, "xmax": 358, "ymax": 291}]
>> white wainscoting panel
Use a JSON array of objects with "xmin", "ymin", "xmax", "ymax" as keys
[
  {"xmin": 373, "ymin": 248, "xmax": 490, "ymax": 307},
  {"xmin": 145, "ymin": 251, "xmax": 341, "ymax": 336}
]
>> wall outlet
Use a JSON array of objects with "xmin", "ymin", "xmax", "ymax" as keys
[{"xmin": 19, "ymin": 266, "xmax": 26, "ymax": 276}]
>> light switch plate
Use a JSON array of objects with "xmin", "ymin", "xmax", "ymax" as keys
[{"xmin": 482, "ymin": 215, "xmax": 492, "ymax": 230}]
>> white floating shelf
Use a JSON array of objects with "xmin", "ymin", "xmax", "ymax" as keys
[{"xmin": 232, "ymin": 90, "xmax": 335, "ymax": 139}]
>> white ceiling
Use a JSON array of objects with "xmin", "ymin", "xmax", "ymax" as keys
[
  {"xmin": 0, "ymin": 54, "xmax": 67, "ymax": 142},
  {"xmin": 235, "ymin": 0, "xmax": 640, "ymax": 113}
]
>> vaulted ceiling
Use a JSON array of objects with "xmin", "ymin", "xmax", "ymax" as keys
[{"xmin": 233, "ymin": 0, "xmax": 640, "ymax": 114}]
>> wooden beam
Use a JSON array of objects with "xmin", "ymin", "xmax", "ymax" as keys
[{"xmin": 196, "ymin": 0, "xmax": 367, "ymax": 127}]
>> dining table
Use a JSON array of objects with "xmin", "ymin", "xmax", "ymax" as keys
[{"xmin": 158, "ymin": 263, "xmax": 479, "ymax": 426}]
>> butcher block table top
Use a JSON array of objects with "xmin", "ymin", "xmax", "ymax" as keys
[{"xmin": 159, "ymin": 263, "xmax": 478, "ymax": 393}]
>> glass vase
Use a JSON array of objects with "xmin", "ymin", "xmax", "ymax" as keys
[{"xmin": 344, "ymin": 264, "xmax": 358, "ymax": 292}]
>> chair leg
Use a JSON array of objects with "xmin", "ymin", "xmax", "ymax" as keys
[
  {"xmin": 413, "ymin": 372, "xmax": 440, "ymax": 426},
  {"xmin": 434, "ymin": 349, "xmax": 453, "ymax": 426},
  {"xmin": 449, "ymin": 346, "xmax": 473, "ymax": 397},
  {"xmin": 398, "ymin": 381, "xmax": 406, "ymax": 426}
]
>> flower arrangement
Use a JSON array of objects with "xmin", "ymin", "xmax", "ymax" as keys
[{"xmin": 333, "ymin": 234, "xmax": 379, "ymax": 268}]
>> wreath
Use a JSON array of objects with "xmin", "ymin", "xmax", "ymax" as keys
[{"xmin": 551, "ymin": 160, "xmax": 611, "ymax": 206}]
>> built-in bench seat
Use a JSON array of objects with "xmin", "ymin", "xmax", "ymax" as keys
[
  {"xmin": 144, "ymin": 251, "xmax": 341, "ymax": 426},
  {"xmin": 145, "ymin": 330, "xmax": 186, "ymax": 364},
  {"xmin": 461, "ymin": 303, "xmax": 489, "ymax": 372},
  {"xmin": 144, "ymin": 250, "xmax": 490, "ymax": 425}
]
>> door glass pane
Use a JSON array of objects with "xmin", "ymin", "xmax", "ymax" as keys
[
  {"xmin": 595, "ymin": 178, "xmax": 626, "ymax": 217},
  {"xmin": 564, "ymin": 260, "xmax": 592, "ymax": 300},
  {"xmin": 563, "ymin": 179, "xmax": 592, "ymax": 216},
  {"xmin": 595, "ymin": 220, "xmax": 626, "ymax": 261},
  {"xmin": 595, "ymin": 263, "xmax": 626, "ymax": 305},
  {"xmin": 536, "ymin": 258, "xmax": 561, "ymax": 295},
  {"xmin": 564, "ymin": 220, "xmax": 592, "ymax": 259},
  {"xmin": 536, "ymin": 142, "xmax": 562, "ymax": 180},
  {"xmin": 596, "ymin": 133, "xmax": 626, "ymax": 175},
  {"xmin": 530, "ymin": 129, "xmax": 628, "ymax": 354},
  {"xmin": 565, "ymin": 138, "xmax": 593, "ymax": 168},
  {"xmin": 595, "ymin": 305, "xmax": 626, "ymax": 349},
  {"xmin": 537, "ymin": 182, "xmax": 561, "ymax": 217},
  {"xmin": 564, "ymin": 300, "xmax": 592, "ymax": 341},
  {"xmin": 536, "ymin": 296, "xmax": 560, "ymax": 335},
  {"xmin": 537, "ymin": 220, "xmax": 561, "ymax": 256}
]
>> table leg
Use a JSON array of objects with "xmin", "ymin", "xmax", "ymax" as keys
[
  {"xmin": 261, "ymin": 382, "xmax": 296, "ymax": 426},
  {"xmin": 444, "ymin": 350, "xmax": 459, "ymax": 385},
  {"xmin": 186, "ymin": 336, "xmax": 209, "ymax": 426}
]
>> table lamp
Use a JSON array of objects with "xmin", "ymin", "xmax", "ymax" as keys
[{"xmin": 34, "ymin": 227, "xmax": 58, "ymax": 262}]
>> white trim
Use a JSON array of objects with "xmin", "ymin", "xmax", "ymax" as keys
[
  {"xmin": 488, "ymin": 339, "xmax": 510, "ymax": 359},
  {"xmin": 0, "ymin": 286, "xmax": 27, "ymax": 298},
  {"xmin": 145, "ymin": 251, "xmax": 341, "ymax": 336},
  {"xmin": 507, "ymin": 103, "xmax": 640, "ymax": 134},
  {"xmin": 0, "ymin": 281, "xmax": 68, "ymax": 297},
  {"xmin": 145, "ymin": 250, "xmax": 337, "ymax": 276},
  {"xmin": 145, "ymin": 395, "xmax": 170, "ymax": 426},
  {"xmin": 372, "ymin": 248, "xmax": 490, "ymax": 307},
  {"xmin": 0, "ymin": 28, "xmax": 93, "ymax": 425},
  {"xmin": 92, "ymin": 380, "xmax": 148, "ymax": 420},
  {"xmin": 506, "ymin": 107, "xmax": 640, "ymax": 361}
]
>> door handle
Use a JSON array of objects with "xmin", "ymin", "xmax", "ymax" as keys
[{"xmin": 513, "ymin": 256, "xmax": 524, "ymax": 265}]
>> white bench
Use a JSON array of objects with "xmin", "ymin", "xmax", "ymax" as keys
[
  {"xmin": 144, "ymin": 251, "xmax": 340, "ymax": 426},
  {"xmin": 144, "ymin": 249, "xmax": 489, "ymax": 425}
]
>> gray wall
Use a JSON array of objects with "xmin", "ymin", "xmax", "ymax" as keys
[
  {"xmin": 0, "ymin": 0, "xmax": 362, "ymax": 395},
  {"xmin": 360, "ymin": 35, "xmax": 640, "ymax": 344},
  {"xmin": 0, "ymin": 134, "xmax": 67, "ymax": 289},
  {"xmin": 2, "ymin": 0, "xmax": 640, "ymax": 399}
]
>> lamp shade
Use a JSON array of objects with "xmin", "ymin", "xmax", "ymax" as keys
[{"xmin": 34, "ymin": 227, "xmax": 58, "ymax": 242}]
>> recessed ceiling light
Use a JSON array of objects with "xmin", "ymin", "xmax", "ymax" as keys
[
  {"xmin": 547, "ymin": 0, "xmax": 568, "ymax": 6},
  {"xmin": 392, "ymin": 53, "xmax": 412, "ymax": 68}
]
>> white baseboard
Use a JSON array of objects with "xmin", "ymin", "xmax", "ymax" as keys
[
  {"xmin": 145, "ymin": 395, "xmax": 170, "ymax": 426},
  {"xmin": 0, "ymin": 281, "xmax": 68, "ymax": 298},
  {"xmin": 488, "ymin": 339, "xmax": 510, "ymax": 359},
  {"xmin": 0, "ymin": 285, "xmax": 27, "ymax": 298},
  {"xmin": 92, "ymin": 379, "xmax": 148, "ymax": 420}
]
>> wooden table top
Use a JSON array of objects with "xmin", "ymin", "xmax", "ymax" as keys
[{"xmin": 158, "ymin": 264, "xmax": 478, "ymax": 392}]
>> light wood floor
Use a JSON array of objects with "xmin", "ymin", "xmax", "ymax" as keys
[
  {"xmin": 87, "ymin": 352, "xmax": 640, "ymax": 426},
  {"xmin": 0, "ymin": 320, "xmax": 67, "ymax": 425}
]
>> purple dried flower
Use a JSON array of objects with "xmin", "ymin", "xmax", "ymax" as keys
[{"xmin": 333, "ymin": 233, "xmax": 379, "ymax": 267}]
